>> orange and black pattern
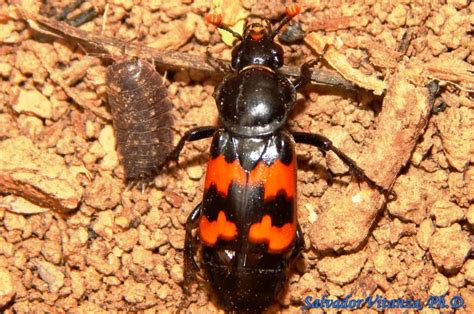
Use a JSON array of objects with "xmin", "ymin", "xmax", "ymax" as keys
[{"xmin": 198, "ymin": 130, "xmax": 297, "ymax": 255}]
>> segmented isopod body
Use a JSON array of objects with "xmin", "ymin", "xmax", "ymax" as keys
[{"xmin": 106, "ymin": 58, "xmax": 174, "ymax": 182}]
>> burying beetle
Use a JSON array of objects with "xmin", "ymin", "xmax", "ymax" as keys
[{"xmin": 165, "ymin": 5, "xmax": 389, "ymax": 313}]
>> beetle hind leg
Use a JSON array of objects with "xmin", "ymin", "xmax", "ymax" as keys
[
  {"xmin": 290, "ymin": 224, "xmax": 305, "ymax": 263},
  {"xmin": 178, "ymin": 203, "xmax": 203, "ymax": 311},
  {"xmin": 292, "ymin": 131, "xmax": 390, "ymax": 194}
]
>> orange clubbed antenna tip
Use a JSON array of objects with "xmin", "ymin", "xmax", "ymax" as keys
[
  {"xmin": 205, "ymin": 13, "xmax": 222, "ymax": 26},
  {"xmin": 286, "ymin": 4, "xmax": 301, "ymax": 17}
]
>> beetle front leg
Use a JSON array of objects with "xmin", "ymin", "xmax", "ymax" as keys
[
  {"xmin": 205, "ymin": 51, "xmax": 233, "ymax": 74},
  {"xmin": 292, "ymin": 131, "xmax": 388, "ymax": 194},
  {"xmin": 293, "ymin": 59, "xmax": 319, "ymax": 90}
]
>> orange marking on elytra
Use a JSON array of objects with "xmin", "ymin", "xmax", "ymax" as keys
[
  {"xmin": 248, "ymin": 215, "xmax": 295, "ymax": 253},
  {"xmin": 199, "ymin": 211, "xmax": 238, "ymax": 246},
  {"xmin": 205, "ymin": 155, "xmax": 246, "ymax": 196},
  {"xmin": 248, "ymin": 159, "xmax": 295, "ymax": 200}
]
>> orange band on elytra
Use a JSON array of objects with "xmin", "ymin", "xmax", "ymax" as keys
[
  {"xmin": 205, "ymin": 156, "xmax": 295, "ymax": 200},
  {"xmin": 248, "ymin": 159, "xmax": 295, "ymax": 201},
  {"xmin": 249, "ymin": 215, "xmax": 295, "ymax": 253},
  {"xmin": 199, "ymin": 211, "xmax": 238, "ymax": 246},
  {"xmin": 205, "ymin": 155, "xmax": 246, "ymax": 196}
]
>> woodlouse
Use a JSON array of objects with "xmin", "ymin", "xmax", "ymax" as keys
[{"xmin": 105, "ymin": 58, "xmax": 174, "ymax": 183}]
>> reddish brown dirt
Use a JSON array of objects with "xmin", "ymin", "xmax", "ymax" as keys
[{"xmin": 0, "ymin": 0, "xmax": 472, "ymax": 313}]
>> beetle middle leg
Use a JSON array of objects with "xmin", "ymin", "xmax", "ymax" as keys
[
  {"xmin": 292, "ymin": 131, "xmax": 388, "ymax": 193},
  {"xmin": 166, "ymin": 126, "xmax": 218, "ymax": 166},
  {"xmin": 293, "ymin": 59, "xmax": 320, "ymax": 90}
]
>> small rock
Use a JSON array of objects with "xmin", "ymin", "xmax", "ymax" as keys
[
  {"xmin": 168, "ymin": 230, "xmax": 184, "ymax": 250},
  {"xmin": 186, "ymin": 164, "xmax": 203, "ymax": 180},
  {"xmin": 92, "ymin": 210, "xmax": 114, "ymax": 239},
  {"xmin": 430, "ymin": 200, "xmax": 465, "ymax": 227},
  {"xmin": 100, "ymin": 152, "xmax": 119, "ymax": 171},
  {"xmin": 138, "ymin": 225, "xmax": 168, "ymax": 250},
  {"xmin": 131, "ymin": 246, "xmax": 154, "ymax": 270},
  {"xmin": 463, "ymin": 259, "xmax": 474, "ymax": 284},
  {"xmin": 318, "ymin": 250, "xmax": 368, "ymax": 285},
  {"xmin": 170, "ymin": 264, "xmax": 183, "ymax": 284},
  {"xmin": 156, "ymin": 284, "xmax": 170, "ymax": 300},
  {"xmin": 387, "ymin": 175, "xmax": 428, "ymax": 224},
  {"xmin": 148, "ymin": 14, "xmax": 197, "ymax": 50},
  {"xmin": 98, "ymin": 126, "xmax": 116, "ymax": 153},
  {"xmin": 460, "ymin": 289, "xmax": 474, "ymax": 313},
  {"xmin": 373, "ymin": 249, "xmax": 401, "ymax": 279},
  {"xmin": 34, "ymin": 259, "xmax": 65, "ymax": 293},
  {"xmin": 0, "ymin": 62, "xmax": 12, "ymax": 77},
  {"xmin": 123, "ymin": 278, "xmax": 146, "ymax": 303},
  {"xmin": 0, "ymin": 195, "xmax": 49, "ymax": 215},
  {"xmin": 435, "ymin": 106, "xmax": 473, "ymax": 171},
  {"xmin": 429, "ymin": 224, "xmax": 470, "ymax": 272},
  {"xmin": 3, "ymin": 211, "xmax": 27, "ymax": 232},
  {"xmin": 76, "ymin": 301, "xmax": 107, "ymax": 313},
  {"xmin": 0, "ymin": 267, "xmax": 15, "ymax": 307},
  {"xmin": 115, "ymin": 229, "xmax": 139, "ymax": 252},
  {"xmin": 84, "ymin": 176, "xmax": 121, "ymax": 211},
  {"xmin": 13, "ymin": 89, "xmax": 52, "ymax": 119},
  {"xmin": 389, "ymin": 218, "xmax": 417, "ymax": 244},
  {"xmin": 466, "ymin": 205, "xmax": 474, "ymax": 226},
  {"xmin": 69, "ymin": 227, "xmax": 89, "ymax": 247},
  {"xmin": 153, "ymin": 263, "xmax": 169, "ymax": 283},
  {"xmin": 86, "ymin": 255, "xmax": 114, "ymax": 275},
  {"xmin": 83, "ymin": 267, "xmax": 102, "ymax": 291},
  {"xmin": 21, "ymin": 238, "xmax": 43, "ymax": 258},
  {"xmin": 429, "ymin": 273, "xmax": 449, "ymax": 296},
  {"xmin": 387, "ymin": 3, "xmax": 407, "ymax": 27},
  {"xmin": 15, "ymin": 50, "xmax": 41, "ymax": 74},
  {"xmin": 449, "ymin": 272, "xmax": 466, "ymax": 288},
  {"xmin": 416, "ymin": 219, "xmax": 435, "ymax": 250},
  {"xmin": 103, "ymin": 276, "xmax": 121, "ymax": 286},
  {"xmin": 41, "ymin": 240, "xmax": 62, "ymax": 265},
  {"xmin": 70, "ymin": 271, "xmax": 85, "ymax": 299}
]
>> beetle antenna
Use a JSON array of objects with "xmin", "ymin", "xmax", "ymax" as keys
[
  {"xmin": 205, "ymin": 13, "xmax": 244, "ymax": 41},
  {"xmin": 270, "ymin": 4, "xmax": 301, "ymax": 39}
]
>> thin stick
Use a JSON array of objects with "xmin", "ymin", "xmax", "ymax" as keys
[{"xmin": 19, "ymin": 9, "xmax": 358, "ymax": 91}]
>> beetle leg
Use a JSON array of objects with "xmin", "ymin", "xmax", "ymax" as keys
[
  {"xmin": 293, "ymin": 59, "xmax": 320, "ymax": 90},
  {"xmin": 180, "ymin": 203, "xmax": 202, "ymax": 309},
  {"xmin": 166, "ymin": 126, "xmax": 218, "ymax": 167},
  {"xmin": 292, "ymin": 131, "xmax": 389, "ymax": 194},
  {"xmin": 205, "ymin": 50, "xmax": 233, "ymax": 74},
  {"xmin": 289, "ymin": 224, "xmax": 304, "ymax": 263}
]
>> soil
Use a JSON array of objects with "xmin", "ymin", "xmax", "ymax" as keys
[{"xmin": 0, "ymin": 0, "xmax": 473, "ymax": 313}]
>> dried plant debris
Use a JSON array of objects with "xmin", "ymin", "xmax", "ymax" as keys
[
  {"xmin": 0, "ymin": 137, "xmax": 85, "ymax": 214},
  {"xmin": 0, "ymin": 0, "xmax": 473, "ymax": 313}
]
